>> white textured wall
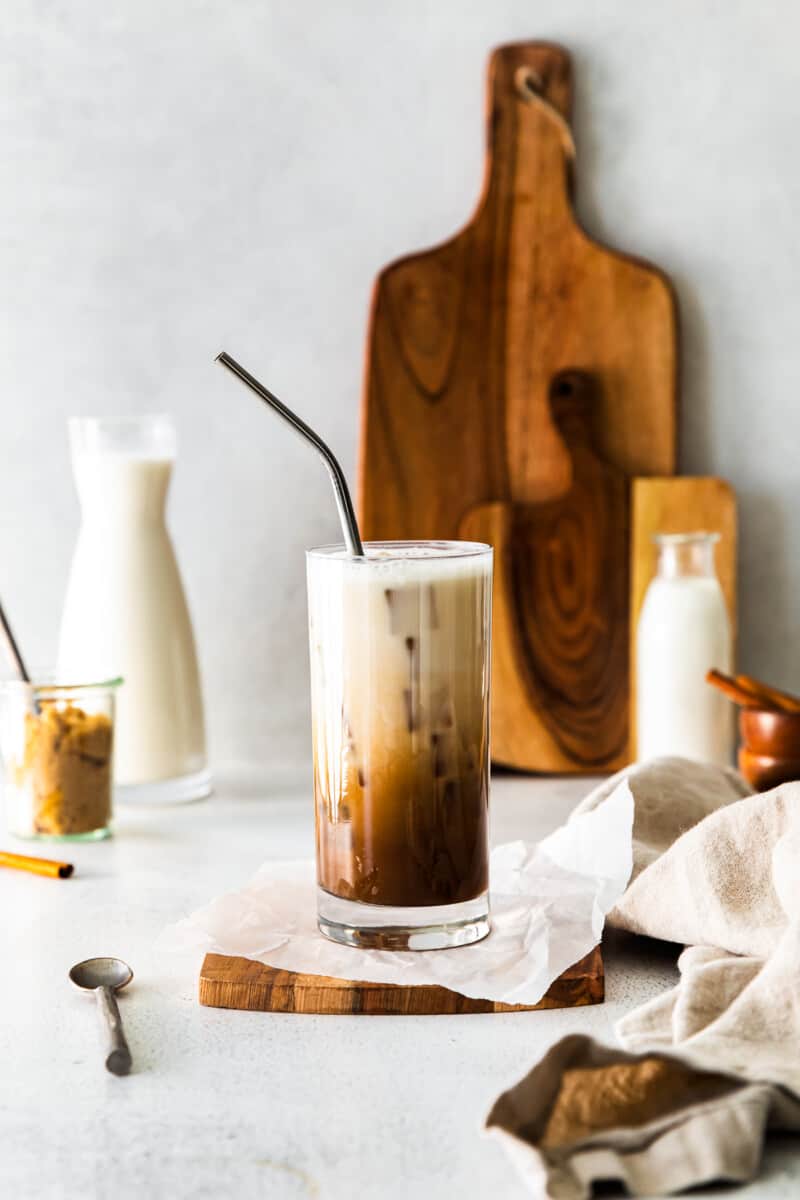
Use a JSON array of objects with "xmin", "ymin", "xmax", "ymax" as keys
[{"xmin": 2, "ymin": 1, "xmax": 798, "ymax": 769}]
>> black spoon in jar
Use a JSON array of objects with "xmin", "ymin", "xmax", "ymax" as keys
[{"xmin": 0, "ymin": 597, "xmax": 31, "ymax": 682}]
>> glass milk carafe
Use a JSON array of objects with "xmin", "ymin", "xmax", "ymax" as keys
[
  {"xmin": 58, "ymin": 416, "xmax": 210, "ymax": 803},
  {"xmin": 636, "ymin": 532, "xmax": 733, "ymax": 766}
]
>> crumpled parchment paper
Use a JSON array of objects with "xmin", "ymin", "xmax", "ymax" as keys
[{"xmin": 158, "ymin": 779, "xmax": 633, "ymax": 1005}]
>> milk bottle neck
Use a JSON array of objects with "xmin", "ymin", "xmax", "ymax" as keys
[
  {"xmin": 68, "ymin": 415, "xmax": 177, "ymax": 528},
  {"xmin": 72, "ymin": 452, "xmax": 173, "ymax": 526},
  {"xmin": 654, "ymin": 533, "xmax": 720, "ymax": 582}
]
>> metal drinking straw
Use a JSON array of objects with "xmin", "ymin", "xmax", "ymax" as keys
[
  {"xmin": 0, "ymin": 598, "xmax": 31, "ymax": 682},
  {"xmin": 215, "ymin": 351, "xmax": 365, "ymax": 558}
]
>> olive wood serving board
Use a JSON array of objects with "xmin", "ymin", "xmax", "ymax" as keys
[
  {"xmin": 460, "ymin": 371, "xmax": 630, "ymax": 771},
  {"xmin": 357, "ymin": 41, "xmax": 678, "ymax": 773},
  {"xmin": 198, "ymin": 944, "xmax": 603, "ymax": 1015}
]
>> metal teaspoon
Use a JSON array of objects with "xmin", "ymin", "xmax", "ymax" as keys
[{"xmin": 69, "ymin": 957, "xmax": 134, "ymax": 1076}]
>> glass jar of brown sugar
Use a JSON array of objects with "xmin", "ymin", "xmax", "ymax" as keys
[{"xmin": 0, "ymin": 677, "xmax": 121, "ymax": 841}]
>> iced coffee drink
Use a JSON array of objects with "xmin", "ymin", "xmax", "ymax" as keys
[{"xmin": 307, "ymin": 541, "xmax": 492, "ymax": 950}]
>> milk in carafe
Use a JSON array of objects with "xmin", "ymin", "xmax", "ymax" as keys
[{"xmin": 57, "ymin": 415, "xmax": 210, "ymax": 802}]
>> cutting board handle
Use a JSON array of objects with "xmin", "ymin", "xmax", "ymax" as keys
[
  {"xmin": 484, "ymin": 43, "xmax": 574, "ymax": 216},
  {"xmin": 512, "ymin": 63, "xmax": 576, "ymax": 176},
  {"xmin": 460, "ymin": 367, "xmax": 630, "ymax": 772},
  {"xmin": 483, "ymin": 44, "xmax": 580, "ymax": 501},
  {"xmin": 487, "ymin": 42, "xmax": 572, "ymax": 119}
]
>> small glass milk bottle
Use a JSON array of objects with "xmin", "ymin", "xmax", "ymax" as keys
[{"xmin": 636, "ymin": 532, "xmax": 733, "ymax": 765}]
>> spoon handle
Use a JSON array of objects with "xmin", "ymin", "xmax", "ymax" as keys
[{"xmin": 96, "ymin": 986, "xmax": 132, "ymax": 1075}]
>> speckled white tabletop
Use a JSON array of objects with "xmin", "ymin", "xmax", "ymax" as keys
[{"xmin": 1, "ymin": 769, "xmax": 796, "ymax": 1199}]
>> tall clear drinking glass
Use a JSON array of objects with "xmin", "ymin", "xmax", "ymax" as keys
[{"xmin": 307, "ymin": 541, "xmax": 492, "ymax": 950}]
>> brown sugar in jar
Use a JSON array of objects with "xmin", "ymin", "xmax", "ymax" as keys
[
  {"xmin": 24, "ymin": 703, "xmax": 113, "ymax": 836},
  {"xmin": 1, "ymin": 679, "xmax": 119, "ymax": 841}
]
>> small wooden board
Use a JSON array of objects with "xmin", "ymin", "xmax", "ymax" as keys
[{"xmin": 199, "ymin": 945, "xmax": 603, "ymax": 1015}]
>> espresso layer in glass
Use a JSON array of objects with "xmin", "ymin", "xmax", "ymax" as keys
[{"xmin": 307, "ymin": 542, "xmax": 491, "ymax": 909}]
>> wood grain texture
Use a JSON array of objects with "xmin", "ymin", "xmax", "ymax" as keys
[
  {"xmin": 358, "ymin": 40, "xmax": 676, "ymax": 526},
  {"xmin": 199, "ymin": 945, "xmax": 603, "ymax": 1015},
  {"xmin": 460, "ymin": 372, "xmax": 630, "ymax": 771},
  {"xmin": 357, "ymin": 41, "xmax": 677, "ymax": 771},
  {"xmin": 630, "ymin": 477, "xmax": 737, "ymax": 757}
]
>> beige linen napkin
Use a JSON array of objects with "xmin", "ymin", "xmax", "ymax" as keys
[{"xmin": 487, "ymin": 758, "xmax": 800, "ymax": 1197}]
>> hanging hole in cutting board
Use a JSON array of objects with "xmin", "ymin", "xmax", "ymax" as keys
[
  {"xmin": 547, "ymin": 370, "xmax": 600, "ymax": 462},
  {"xmin": 513, "ymin": 65, "xmax": 576, "ymax": 166},
  {"xmin": 515, "ymin": 65, "xmax": 545, "ymax": 94}
]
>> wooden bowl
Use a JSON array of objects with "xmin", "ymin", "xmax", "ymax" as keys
[
  {"xmin": 739, "ymin": 708, "xmax": 800, "ymax": 757},
  {"xmin": 738, "ymin": 746, "xmax": 800, "ymax": 791}
]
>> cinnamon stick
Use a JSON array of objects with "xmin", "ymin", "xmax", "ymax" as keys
[
  {"xmin": 736, "ymin": 674, "xmax": 800, "ymax": 715},
  {"xmin": 705, "ymin": 669, "xmax": 779, "ymax": 710},
  {"xmin": 0, "ymin": 850, "xmax": 74, "ymax": 879}
]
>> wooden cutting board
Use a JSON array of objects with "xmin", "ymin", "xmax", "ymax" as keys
[
  {"xmin": 358, "ymin": 41, "xmax": 678, "ymax": 772},
  {"xmin": 199, "ymin": 945, "xmax": 602, "ymax": 1015},
  {"xmin": 460, "ymin": 371, "xmax": 630, "ymax": 770}
]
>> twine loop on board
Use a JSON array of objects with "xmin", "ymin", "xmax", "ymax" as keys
[{"xmin": 514, "ymin": 65, "xmax": 577, "ymax": 168}]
